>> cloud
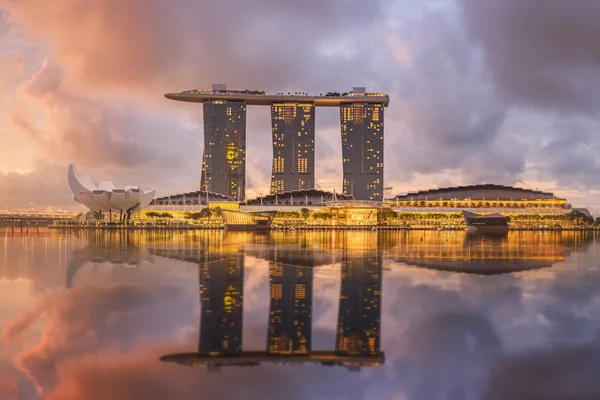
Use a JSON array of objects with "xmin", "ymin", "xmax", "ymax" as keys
[
  {"xmin": 0, "ymin": 361, "xmax": 39, "ymax": 400},
  {"xmin": 0, "ymin": 51, "xmax": 24, "ymax": 91},
  {"xmin": 0, "ymin": 0, "xmax": 394, "ymax": 207},
  {"xmin": 0, "ymin": 367, "xmax": 18, "ymax": 400},
  {"xmin": 2, "ymin": 282, "xmax": 197, "ymax": 396},
  {"xmin": 384, "ymin": 10, "xmax": 526, "ymax": 185},
  {"xmin": 2, "ymin": 0, "xmax": 600, "ymax": 211},
  {"xmin": 386, "ymin": 36, "xmax": 412, "ymax": 66},
  {"xmin": 529, "ymin": 117, "xmax": 600, "ymax": 189},
  {"xmin": 42, "ymin": 344, "xmax": 374, "ymax": 400},
  {"xmin": 396, "ymin": 312, "xmax": 503, "ymax": 400},
  {"xmin": 0, "ymin": 0, "xmax": 389, "ymax": 94},
  {"xmin": 3, "ymin": 232, "xmax": 600, "ymax": 399},
  {"xmin": 460, "ymin": 0, "xmax": 600, "ymax": 113},
  {"xmin": 0, "ymin": 161, "xmax": 73, "ymax": 209},
  {"xmin": 7, "ymin": 59, "xmax": 186, "ymax": 171},
  {"xmin": 482, "ymin": 343, "xmax": 600, "ymax": 399}
]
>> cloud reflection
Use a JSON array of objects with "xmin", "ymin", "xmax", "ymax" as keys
[{"xmin": 0, "ymin": 230, "xmax": 598, "ymax": 399}]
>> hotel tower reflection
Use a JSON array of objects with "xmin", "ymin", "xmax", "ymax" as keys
[
  {"xmin": 268, "ymin": 263, "xmax": 313, "ymax": 354},
  {"xmin": 199, "ymin": 255, "xmax": 244, "ymax": 356},
  {"xmin": 160, "ymin": 241, "xmax": 384, "ymax": 370},
  {"xmin": 336, "ymin": 252, "xmax": 381, "ymax": 360}
]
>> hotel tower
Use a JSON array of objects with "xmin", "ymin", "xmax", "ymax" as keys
[
  {"xmin": 270, "ymin": 103, "xmax": 315, "ymax": 194},
  {"xmin": 166, "ymin": 85, "xmax": 389, "ymax": 201}
]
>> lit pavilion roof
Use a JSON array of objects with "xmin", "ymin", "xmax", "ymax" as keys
[{"xmin": 394, "ymin": 184, "xmax": 564, "ymax": 201}]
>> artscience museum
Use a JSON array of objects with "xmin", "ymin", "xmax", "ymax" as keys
[{"xmin": 68, "ymin": 164, "xmax": 156, "ymax": 220}]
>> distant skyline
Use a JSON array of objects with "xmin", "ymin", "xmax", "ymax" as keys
[{"xmin": 1, "ymin": 1, "xmax": 600, "ymax": 213}]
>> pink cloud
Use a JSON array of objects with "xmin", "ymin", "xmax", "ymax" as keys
[{"xmin": 2, "ymin": 281, "xmax": 196, "ymax": 397}]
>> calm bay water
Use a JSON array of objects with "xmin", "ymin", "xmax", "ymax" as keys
[{"xmin": 1, "ymin": 229, "xmax": 599, "ymax": 399}]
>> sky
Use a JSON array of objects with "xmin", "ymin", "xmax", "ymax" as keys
[{"xmin": 1, "ymin": 0, "xmax": 600, "ymax": 213}]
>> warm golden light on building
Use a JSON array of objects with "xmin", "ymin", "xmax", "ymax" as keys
[
  {"xmin": 271, "ymin": 103, "xmax": 315, "ymax": 194},
  {"xmin": 202, "ymin": 100, "xmax": 247, "ymax": 201},
  {"xmin": 340, "ymin": 103, "xmax": 384, "ymax": 201}
]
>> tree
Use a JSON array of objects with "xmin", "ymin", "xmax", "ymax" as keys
[
  {"xmin": 199, "ymin": 208, "xmax": 212, "ymax": 219},
  {"xmin": 378, "ymin": 210, "xmax": 398, "ymax": 222},
  {"xmin": 146, "ymin": 211, "xmax": 161, "ymax": 219},
  {"xmin": 211, "ymin": 207, "xmax": 222, "ymax": 218},
  {"xmin": 300, "ymin": 208, "xmax": 311, "ymax": 220},
  {"xmin": 160, "ymin": 212, "xmax": 173, "ymax": 219},
  {"xmin": 568, "ymin": 210, "xmax": 593, "ymax": 225},
  {"xmin": 312, "ymin": 211, "xmax": 332, "ymax": 221},
  {"xmin": 187, "ymin": 212, "xmax": 202, "ymax": 220}
]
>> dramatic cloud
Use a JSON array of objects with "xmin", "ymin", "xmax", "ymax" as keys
[
  {"xmin": 2, "ymin": 0, "xmax": 600, "ymax": 211},
  {"xmin": 0, "ymin": 0, "xmax": 393, "ymax": 205},
  {"xmin": 0, "ymin": 0, "xmax": 389, "ymax": 94},
  {"xmin": 0, "ymin": 161, "xmax": 72, "ymax": 209},
  {"xmin": 395, "ymin": 312, "xmax": 502, "ymax": 400},
  {"xmin": 529, "ymin": 117, "xmax": 600, "ymax": 190},
  {"xmin": 2, "ymin": 282, "xmax": 197, "ymax": 396},
  {"xmin": 483, "ymin": 343, "xmax": 600, "ymax": 399},
  {"xmin": 2, "ymin": 231, "xmax": 600, "ymax": 399},
  {"xmin": 460, "ymin": 0, "xmax": 600, "ymax": 112},
  {"xmin": 42, "ymin": 346, "xmax": 376, "ymax": 400},
  {"xmin": 385, "ymin": 10, "xmax": 525, "ymax": 185},
  {"xmin": 8, "ymin": 59, "xmax": 188, "ymax": 170}
]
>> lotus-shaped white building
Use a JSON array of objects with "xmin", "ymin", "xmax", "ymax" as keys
[{"xmin": 68, "ymin": 164, "xmax": 155, "ymax": 217}]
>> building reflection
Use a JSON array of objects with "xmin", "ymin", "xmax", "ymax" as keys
[
  {"xmin": 336, "ymin": 253, "xmax": 382, "ymax": 364},
  {"xmin": 387, "ymin": 231, "xmax": 573, "ymax": 275},
  {"xmin": 268, "ymin": 263, "xmax": 313, "ymax": 355},
  {"xmin": 66, "ymin": 231, "xmax": 153, "ymax": 288},
  {"xmin": 159, "ymin": 241, "xmax": 384, "ymax": 371},
  {"xmin": 199, "ymin": 254, "xmax": 245, "ymax": 358}
]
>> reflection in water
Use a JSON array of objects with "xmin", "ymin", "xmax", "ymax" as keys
[
  {"xmin": 336, "ymin": 253, "xmax": 382, "ymax": 363},
  {"xmin": 268, "ymin": 263, "xmax": 313, "ymax": 355},
  {"xmin": 199, "ymin": 254, "xmax": 245, "ymax": 357},
  {"xmin": 388, "ymin": 232, "xmax": 577, "ymax": 274},
  {"xmin": 67, "ymin": 234, "xmax": 153, "ymax": 288},
  {"xmin": 1, "ymin": 229, "xmax": 599, "ymax": 398},
  {"xmin": 159, "ymin": 242, "xmax": 384, "ymax": 371}
]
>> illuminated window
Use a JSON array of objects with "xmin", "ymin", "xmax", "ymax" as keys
[
  {"xmin": 271, "ymin": 283, "xmax": 283, "ymax": 299},
  {"xmin": 297, "ymin": 158, "xmax": 308, "ymax": 173},
  {"xmin": 295, "ymin": 284, "xmax": 306, "ymax": 299}
]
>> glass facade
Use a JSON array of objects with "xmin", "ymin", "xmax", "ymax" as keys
[
  {"xmin": 203, "ymin": 100, "xmax": 247, "ymax": 201},
  {"xmin": 270, "ymin": 104, "xmax": 315, "ymax": 194},
  {"xmin": 267, "ymin": 263, "xmax": 313, "ymax": 354},
  {"xmin": 198, "ymin": 254, "xmax": 244, "ymax": 355},
  {"xmin": 340, "ymin": 103, "xmax": 384, "ymax": 201}
]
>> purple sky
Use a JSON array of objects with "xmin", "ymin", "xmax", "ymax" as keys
[{"xmin": 2, "ymin": 0, "xmax": 600, "ymax": 213}]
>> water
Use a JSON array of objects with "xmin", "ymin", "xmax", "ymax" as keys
[{"xmin": 1, "ymin": 229, "xmax": 599, "ymax": 399}]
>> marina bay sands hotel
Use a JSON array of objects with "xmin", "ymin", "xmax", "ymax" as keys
[{"xmin": 165, "ymin": 84, "xmax": 389, "ymax": 201}]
